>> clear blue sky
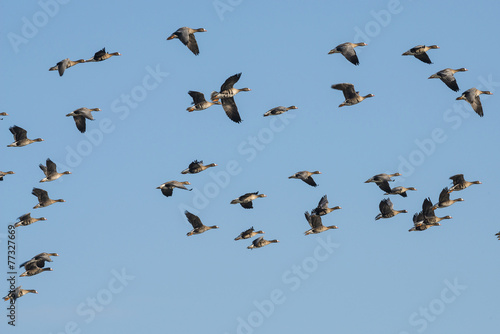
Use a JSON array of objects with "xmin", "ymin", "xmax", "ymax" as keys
[{"xmin": 1, "ymin": 0, "xmax": 499, "ymax": 333}]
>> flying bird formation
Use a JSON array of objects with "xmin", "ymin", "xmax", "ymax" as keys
[{"xmin": 3, "ymin": 23, "xmax": 496, "ymax": 304}]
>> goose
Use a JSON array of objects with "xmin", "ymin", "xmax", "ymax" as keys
[
  {"xmin": 186, "ymin": 91, "xmax": 221, "ymax": 111},
  {"xmin": 31, "ymin": 188, "xmax": 65, "ymax": 209},
  {"xmin": 409, "ymin": 211, "xmax": 440, "ymax": 232},
  {"xmin": 456, "ymin": 88, "xmax": 492, "ymax": 117},
  {"xmin": 184, "ymin": 211, "xmax": 218, "ymax": 236},
  {"xmin": 375, "ymin": 198, "xmax": 407, "ymax": 220},
  {"xmin": 7, "ymin": 125, "xmax": 43, "ymax": 147},
  {"xmin": 234, "ymin": 227, "xmax": 264, "ymax": 240},
  {"xmin": 156, "ymin": 181, "xmax": 192, "ymax": 197},
  {"xmin": 365, "ymin": 173, "xmax": 401, "ymax": 184},
  {"xmin": 379, "ymin": 182, "xmax": 417, "ymax": 197},
  {"xmin": 422, "ymin": 197, "xmax": 452, "ymax": 224},
  {"xmin": 66, "ymin": 108, "xmax": 101, "ymax": 133},
  {"xmin": 428, "ymin": 68, "xmax": 468, "ymax": 92},
  {"xmin": 3, "ymin": 286, "xmax": 37, "ymax": 301},
  {"xmin": 211, "ymin": 73, "xmax": 251, "ymax": 123},
  {"xmin": 0, "ymin": 112, "xmax": 7, "ymax": 120},
  {"xmin": 49, "ymin": 58, "xmax": 85, "ymax": 76},
  {"xmin": 449, "ymin": 174, "xmax": 481, "ymax": 192},
  {"xmin": 20, "ymin": 262, "xmax": 53, "ymax": 277},
  {"xmin": 85, "ymin": 48, "xmax": 121, "ymax": 62},
  {"xmin": 0, "ymin": 171, "xmax": 14, "ymax": 181},
  {"xmin": 311, "ymin": 195, "xmax": 341, "ymax": 216},
  {"xmin": 19, "ymin": 253, "xmax": 58, "ymax": 269},
  {"xmin": 402, "ymin": 45, "xmax": 439, "ymax": 64},
  {"xmin": 328, "ymin": 42, "xmax": 367, "ymax": 65},
  {"xmin": 432, "ymin": 187, "xmax": 464, "ymax": 209},
  {"xmin": 39, "ymin": 158, "xmax": 71, "ymax": 182},
  {"xmin": 263, "ymin": 106, "xmax": 298, "ymax": 117},
  {"xmin": 181, "ymin": 160, "xmax": 217, "ymax": 174},
  {"xmin": 166, "ymin": 27, "xmax": 206, "ymax": 55},
  {"xmin": 304, "ymin": 211, "xmax": 338, "ymax": 235},
  {"xmin": 496, "ymin": 232, "xmax": 500, "ymax": 240},
  {"xmin": 288, "ymin": 170, "xmax": 321, "ymax": 187},
  {"xmin": 247, "ymin": 236, "xmax": 279, "ymax": 249},
  {"xmin": 230, "ymin": 192, "xmax": 266, "ymax": 209},
  {"xmin": 14, "ymin": 213, "xmax": 47, "ymax": 228},
  {"xmin": 331, "ymin": 83, "xmax": 374, "ymax": 107}
]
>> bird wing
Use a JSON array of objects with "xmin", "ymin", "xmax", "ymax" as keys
[
  {"xmin": 449, "ymin": 174, "xmax": 465, "ymax": 185},
  {"xmin": 415, "ymin": 52, "xmax": 432, "ymax": 64},
  {"xmin": 221, "ymin": 73, "xmax": 242, "ymax": 91},
  {"xmin": 379, "ymin": 199, "xmax": 393, "ymax": 215},
  {"xmin": 160, "ymin": 187, "xmax": 173, "ymax": 197},
  {"xmin": 185, "ymin": 211, "xmax": 203, "ymax": 228},
  {"xmin": 58, "ymin": 59, "xmax": 69, "ymax": 76},
  {"xmin": 10, "ymin": 126, "xmax": 27, "ymax": 141},
  {"xmin": 73, "ymin": 116, "xmax": 87, "ymax": 133},
  {"xmin": 340, "ymin": 45, "xmax": 359, "ymax": 65},
  {"xmin": 32, "ymin": 188, "xmax": 49, "ymax": 202},
  {"xmin": 17, "ymin": 213, "xmax": 31, "ymax": 221},
  {"xmin": 176, "ymin": 28, "xmax": 190, "ymax": 45},
  {"xmin": 253, "ymin": 236, "xmax": 264, "ymax": 246},
  {"xmin": 46, "ymin": 159, "xmax": 57, "ymax": 175},
  {"xmin": 240, "ymin": 201, "xmax": 253, "ymax": 209},
  {"xmin": 438, "ymin": 187, "xmax": 450, "ymax": 203},
  {"xmin": 188, "ymin": 91, "xmax": 206, "ymax": 104},
  {"xmin": 422, "ymin": 198, "xmax": 435, "ymax": 217},
  {"xmin": 186, "ymin": 34, "xmax": 200, "ymax": 55},
  {"xmin": 39, "ymin": 163, "xmax": 48, "ymax": 176},
  {"xmin": 310, "ymin": 214, "xmax": 323, "ymax": 228},
  {"xmin": 331, "ymin": 83, "xmax": 356, "ymax": 99},
  {"xmin": 221, "ymin": 97, "xmax": 242, "ymax": 123},
  {"xmin": 317, "ymin": 195, "xmax": 328, "ymax": 209},
  {"xmin": 439, "ymin": 71, "xmax": 459, "ymax": 92},
  {"xmin": 93, "ymin": 48, "xmax": 107, "ymax": 61},
  {"xmin": 469, "ymin": 93, "xmax": 484, "ymax": 117},
  {"xmin": 303, "ymin": 176, "xmax": 318, "ymax": 187},
  {"xmin": 377, "ymin": 180, "xmax": 392, "ymax": 193}
]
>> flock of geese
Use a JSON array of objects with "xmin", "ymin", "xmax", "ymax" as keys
[{"xmin": 1, "ymin": 25, "xmax": 496, "ymax": 301}]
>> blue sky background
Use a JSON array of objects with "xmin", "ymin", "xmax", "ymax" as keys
[{"xmin": 1, "ymin": 0, "xmax": 499, "ymax": 333}]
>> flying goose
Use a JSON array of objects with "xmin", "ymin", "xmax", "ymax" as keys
[
  {"xmin": 402, "ymin": 45, "xmax": 439, "ymax": 64},
  {"xmin": 49, "ymin": 58, "xmax": 85, "ymax": 76},
  {"xmin": 331, "ymin": 83, "xmax": 374, "ymax": 107},
  {"xmin": 230, "ymin": 192, "xmax": 266, "ymax": 209},
  {"xmin": 7, "ymin": 126, "xmax": 43, "ymax": 147},
  {"xmin": 184, "ymin": 211, "xmax": 218, "ymax": 236},
  {"xmin": 328, "ymin": 42, "xmax": 367, "ymax": 65},
  {"xmin": 166, "ymin": 27, "xmax": 206, "ymax": 55},
  {"xmin": 211, "ymin": 73, "xmax": 250, "ymax": 123},
  {"xmin": 66, "ymin": 108, "xmax": 101, "ymax": 133},
  {"xmin": 39, "ymin": 158, "xmax": 71, "ymax": 182}
]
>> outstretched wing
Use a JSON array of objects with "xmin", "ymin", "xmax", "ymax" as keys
[
  {"xmin": 185, "ymin": 211, "xmax": 203, "ymax": 228},
  {"xmin": 221, "ymin": 73, "xmax": 242, "ymax": 91}
]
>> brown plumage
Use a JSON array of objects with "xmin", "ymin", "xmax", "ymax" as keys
[
  {"xmin": 331, "ymin": 83, "xmax": 374, "ymax": 107},
  {"xmin": 247, "ymin": 236, "xmax": 279, "ymax": 249},
  {"xmin": 166, "ymin": 27, "xmax": 206, "ymax": 55},
  {"xmin": 230, "ymin": 192, "xmax": 266, "ymax": 209},
  {"xmin": 328, "ymin": 42, "xmax": 367, "ymax": 65},
  {"xmin": 7, "ymin": 125, "xmax": 43, "ymax": 147},
  {"xmin": 456, "ymin": 88, "xmax": 493, "ymax": 117},
  {"xmin": 311, "ymin": 195, "xmax": 341, "ymax": 216},
  {"xmin": 288, "ymin": 170, "xmax": 321, "ymax": 187},
  {"xmin": 186, "ymin": 91, "xmax": 221, "ymax": 112},
  {"xmin": 428, "ymin": 68, "xmax": 467, "ymax": 92},
  {"xmin": 0, "ymin": 170, "xmax": 14, "ymax": 181},
  {"xmin": 39, "ymin": 158, "xmax": 71, "ymax": 182},
  {"xmin": 3, "ymin": 286, "xmax": 37, "ymax": 301},
  {"xmin": 402, "ymin": 45, "xmax": 439, "ymax": 64},
  {"xmin": 31, "ymin": 188, "xmax": 65, "ymax": 209},
  {"xmin": 85, "ymin": 48, "xmax": 121, "ymax": 62},
  {"xmin": 304, "ymin": 211, "xmax": 338, "ymax": 235},
  {"xmin": 184, "ymin": 211, "xmax": 218, "ymax": 236},
  {"xmin": 49, "ymin": 58, "xmax": 85, "ymax": 76},
  {"xmin": 375, "ymin": 198, "xmax": 407, "ymax": 220},
  {"xmin": 14, "ymin": 213, "xmax": 47, "ymax": 228},
  {"xmin": 211, "ymin": 73, "xmax": 251, "ymax": 123},
  {"xmin": 156, "ymin": 181, "xmax": 192, "ymax": 197},
  {"xmin": 234, "ymin": 227, "xmax": 264, "ymax": 240},
  {"xmin": 181, "ymin": 160, "xmax": 217, "ymax": 174},
  {"xmin": 449, "ymin": 174, "xmax": 481, "ymax": 192}
]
